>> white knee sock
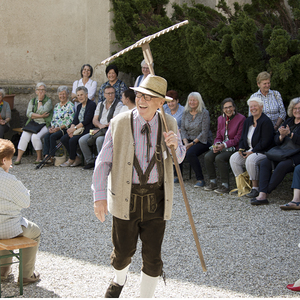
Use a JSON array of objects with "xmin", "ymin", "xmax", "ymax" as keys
[
  {"xmin": 113, "ymin": 265, "xmax": 130, "ymax": 286},
  {"xmin": 140, "ymin": 271, "xmax": 159, "ymax": 298}
]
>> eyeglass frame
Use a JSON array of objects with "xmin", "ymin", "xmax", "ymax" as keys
[{"xmin": 135, "ymin": 92, "xmax": 156, "ymax": 102}]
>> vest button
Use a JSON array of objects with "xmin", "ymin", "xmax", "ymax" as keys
[
  {"xmin": 127, "ymin": 162, "xmax": 131, "ymax": 165},
  {"xmin": 124, "ymin": 215, "xmax": 127, "ymax": 219},
  {"xmin": 126, "ymin": 181, "xmax": 130, "ymax": 184},
  {"xmin": 125, "ymin": 198, "xmax": 128, "ymax": 202}
]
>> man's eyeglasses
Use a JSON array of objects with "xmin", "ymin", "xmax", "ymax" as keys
[
  {"xmin": 36, "ymin": 89, "xmax": 45, "ymax": 92},
  {"xmin": 105, "ymin": 92, "xmax": 115, "ymax": 95},
  {"xmin": 136, "ymin": 92, "xmax": 154, "ymax": 102}
]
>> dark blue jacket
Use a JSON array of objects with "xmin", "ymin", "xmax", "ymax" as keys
[
  {"xmin": 72, "ymin": 99, "xmax": 96, "ymax": 134},
  {"xmin": 239, "ymin": 113, "xmax": 275, "ymax": 153}
]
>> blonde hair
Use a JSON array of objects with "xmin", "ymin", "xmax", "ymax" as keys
[
  {"xmin": 185, "ymin": 92, "xmax": 206, "ymax": 113},
  {"xmin": 256, "ymin": 71, "xmax": 271, "ymax": 84}
]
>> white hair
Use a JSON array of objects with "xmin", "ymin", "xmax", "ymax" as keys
[
  {"xmin": 141, "ymin": 59, "xmax": 154, "ymax": 68},
  {"xmin": 36, "ymin": 82, "xmax": 46, "ymax": 90},
  {"xmin": 247, "ymin": 97, "xmax": 263, "ymax": 107}
]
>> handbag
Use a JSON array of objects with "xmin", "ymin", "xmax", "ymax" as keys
[
  {"xmin": 229, "ymin": 171, "xmax": 252, "ymax": 197},
  {"xmin": 87, "ymin": 127, "xmax": 108, "ymax": 146},
  {"xmin": 73, "ymin": 127, "xmax": 85, "ymax": 136},
  {"xmin": 22, "ymin": 98, "xmax": 46, "ymax": 134},
  {"xmin": 265, "ymin": 137, "xmax": 300, "ymax": 162},
  {"xmin": 22, "ymin": 120, "xmax": 45, "ymax": 134}
]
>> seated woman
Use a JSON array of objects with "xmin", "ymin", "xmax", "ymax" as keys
[
  {"xmin": 181, "ymin": 92, "xmax": 213, "ymax": 187},
  {"xmin": 252, "ymin": 97, "xmax": 300, "ymax": 205},
  {"xmin": 134, "ymin": 59, "xmax": 152, "ymax": 87},
  {"xmin": 0, "ymin": 89, "xmax": 11, "ymax": 138},
  {"xmin": 204, "ymin": 98, "xmax": 246, "ymax": 194},
  {"xmin": 71, "ymin": 64, "xmax": 97, "ymax": 108},
  {"xmin": 229, "ymin": 97, "xmax": 274, "ymax": 198},
  {"xmin": 15, "ymin": 82, "xmax": 53, "ymax": 165},
  {"xmin": 163, "ymin": 90, "xmax": 184, "ymax": 129},
  {"xmin": 43, "ymin": 86, "xmax": 75, "ymax": 162},
  {"xmin": 60, "ymin": 86, "xmax": 96, "ymax": 167},
  {"xmin": 0, "ymin": 139, "xmax": 40, "ymax": 284},
  {"xmin": 98, "ymin": 64, "xmax": 127, "ymax": 103},
  {"xmin": 119, "ymin": 89, "xmax": 136, "ymax": 113},
  {"xmin": 280, "ymin": 164, "xmax": 300, "ymax": 210}
]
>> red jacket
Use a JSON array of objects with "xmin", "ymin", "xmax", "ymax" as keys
[{"xmin": 214, "ymin": 113, "xmax": 246, "ymax": 150}]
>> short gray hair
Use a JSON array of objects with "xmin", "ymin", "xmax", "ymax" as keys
[
  {"xmin": 185, "ymin": 92, "xmax": 206, "ymax": 113},
  {"xmin": 76, "ymin": 86, "xmax": 88, "ymax": 94},
  {"xmin": 247, "ymin": 97, "xmax": 263, "ymax": 107},
  {"xmin": 57, "ymin": 86, "xmax": 69, "ymax": 94},
  {"xmin": 141, "ymin": 59, "xmax": 154, "ymax": 68},
  {"xmin": 36, "ymin": 82, "xmax": 46, "ymax": 90},
  {"xmin": 288, "ymin": 97, "xmax": 300, "ymax": 117},
  {"xmin": 0, "ymin": 89, "xmax": 5, "ymax": 97}
]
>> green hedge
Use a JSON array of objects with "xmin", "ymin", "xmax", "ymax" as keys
[{"xmin": 111, "ymin": 0, "xmax": 300, "ymax": 132}]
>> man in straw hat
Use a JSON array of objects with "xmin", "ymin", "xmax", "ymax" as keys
[{"xmin": 92, "ymin": 74, "xmax": 186, "ymax": 298}]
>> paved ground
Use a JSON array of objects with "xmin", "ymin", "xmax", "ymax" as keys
[{"xmin": 1, "ymin": 155, "xmax": 299, "ymax": 298}]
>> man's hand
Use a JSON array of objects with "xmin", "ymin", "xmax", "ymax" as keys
[
  {"xmin": 94, "ymin": 200, "xmax": 108, "ymax": 222},
  {"xmin": 163, "ymin": 131, "xmax": 178, "ymax": 150}
]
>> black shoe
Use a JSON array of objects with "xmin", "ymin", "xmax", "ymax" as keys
[
  {"xmin": 251, "ymin": 198, "xmax": 269, "ymax": 205},
  {"xmin": 105, "ymin": 281, "xmax": 124, "ymax": 298},
  {"xmin": 83, "ymin": 162, "xmax": 95, "ymax": 170},
  {"xmin": 245, "ymin": 189, "xmax": 259, "ymax": 198}
]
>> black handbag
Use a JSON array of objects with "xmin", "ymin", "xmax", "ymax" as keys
[
  {"xmin": 265, "ymin": 137, "xmax": 300, "ymax": 162},
  {"xmin": 87, "ymin": 128, "xmax": 108, "ymax": 146},
  {"xmin": 22, "ymin": 98, "xmax": 46, "ymax": 134},
  {"xmin": 22, "ymin": 120, "xmax": 45, "ymax": 134}
]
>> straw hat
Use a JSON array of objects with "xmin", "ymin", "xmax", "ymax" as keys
[{"xmin": 131, "ymin": 75, "xmax": 173, "ymax": 101}]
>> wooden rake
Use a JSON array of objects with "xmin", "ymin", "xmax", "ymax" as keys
[{"xmin": 100, "ymin": 20, "xmax": 207, "ymax": 272}]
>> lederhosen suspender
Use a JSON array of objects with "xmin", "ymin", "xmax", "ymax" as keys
[{"xmin": 130, "ymin": 111, "xmax": 164, "ymax": 187}]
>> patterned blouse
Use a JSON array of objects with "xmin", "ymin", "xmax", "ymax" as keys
[
  {"xmin": 180, "ymin": 108, "xmax": 213, "ymax": 144},
  {"xmin": 78, "ymin": 106, "xmax": 86, "ymax": 123},
  {"xmin": 98, "ymin": 79, "xmax": 127, "ymax": 103},
  {"xmin": 51, "ymin": 101, "xmax": 75, "ymax": 128},
  {"xmin": 249, "ymin": 89, "xmax": 286, "ymax": 126}
]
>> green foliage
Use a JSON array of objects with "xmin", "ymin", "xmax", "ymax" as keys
[{"xmin": 110, "ymin": 0, "xmax": 300, "ymax": 118}]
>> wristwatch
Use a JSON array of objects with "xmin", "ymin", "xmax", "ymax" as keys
[
  {"xmin": 192, "ymin": 141, "xmax": 196, "ymax": 145},
  {"xmin": 74, "ymin": 126, "xmax": 77, "ymax": 130}
]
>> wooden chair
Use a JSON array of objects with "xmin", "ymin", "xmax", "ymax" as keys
[{"xmin": 0, "ymin": 237, "xmax": 37, "ymax": 297}]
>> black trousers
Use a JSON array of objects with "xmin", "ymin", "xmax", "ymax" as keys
[{"xmin": 111, "ymin": 184, "xmax": 165, "ymax": 277}]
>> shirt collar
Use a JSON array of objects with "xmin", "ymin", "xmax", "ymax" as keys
[{"xmin": 136, "ymin": 110, "xmax": 158, "ymax": 127}]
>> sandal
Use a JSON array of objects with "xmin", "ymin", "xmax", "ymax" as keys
[
  {"xmin": 14, "ymin": 161, "xmax": 21, "ymax": 165},
  {"xmin": 60, "ymin": 160, "xmax": 73, "ymax": 167},
  {"xmin": 279, "ymin": 201, "xmax": 300, "ymax": 210}
]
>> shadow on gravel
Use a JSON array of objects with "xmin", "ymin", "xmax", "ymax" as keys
[{"xmin": 10, "ymin": 156, "xmax": 298, "ymax": 298}]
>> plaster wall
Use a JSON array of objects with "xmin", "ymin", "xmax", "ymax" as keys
[{"xmin": 0, "ymin": 0, "xmax": 114, "ymax": 86}]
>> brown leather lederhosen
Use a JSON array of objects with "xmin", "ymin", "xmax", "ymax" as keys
[{"xmin": 110, "ymin": 113, "xmax": 166, "ymax": 277}]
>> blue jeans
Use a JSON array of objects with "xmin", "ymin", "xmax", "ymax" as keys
[
  {"xmin": 185, "ymin": 140, "xmax": 210, "ymax": 181},
  {"xmin": 43, "ymin": 129, "xmax": 66, "ymax": 156},
  {"xmin": 292, "ymin": 165, "xmax": 300, "ymax": 189}
]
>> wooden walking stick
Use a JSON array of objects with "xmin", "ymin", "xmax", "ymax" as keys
[{"xmin": 100, "ymin": 20, "xmax": 207, "ymax": 272}]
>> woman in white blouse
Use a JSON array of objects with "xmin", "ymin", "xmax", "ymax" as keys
[{"xmin": 71, "ymin": 64, "xmax": 97, "ymax": 107}]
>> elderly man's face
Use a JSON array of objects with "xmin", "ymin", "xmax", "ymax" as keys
[
  {"xmin": 104, "ymin": 88, "xmax": 115, "ymax": 104},
  {"xmin": 136, "ymin": 93, "xmax": 164, "ymax": 122}
]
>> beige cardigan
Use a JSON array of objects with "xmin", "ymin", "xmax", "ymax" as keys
[{"xmin": 107, "ymin": 110, "xmax": 178, "ymax": 221}]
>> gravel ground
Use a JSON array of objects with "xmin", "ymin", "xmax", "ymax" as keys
[{"xmin": 1, "ymin": 154, "xmax": 299, "ymax": 298}]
